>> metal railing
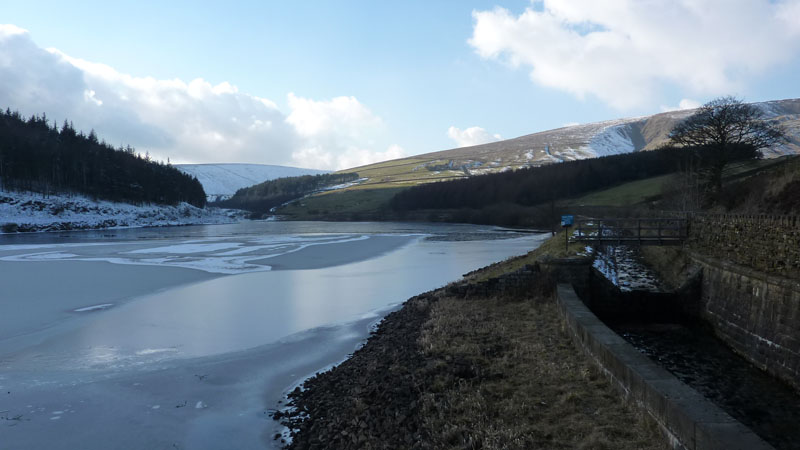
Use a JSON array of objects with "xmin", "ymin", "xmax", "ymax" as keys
[{"xmin": 572, "ymin": 218, "xmax": 688, "ymax": 245}]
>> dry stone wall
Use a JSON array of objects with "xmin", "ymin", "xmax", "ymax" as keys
[{"xmin": 688, "ymin": 214, "xmax": 800, "ymax": 277}]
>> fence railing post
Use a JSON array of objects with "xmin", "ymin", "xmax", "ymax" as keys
[
  {"xmin": 638, "ymin": 219, "xmax": 642, "ymax": 245},
  {"xmin": 657, "ymin": 220, "xmax": 662, "ymax": 245}
]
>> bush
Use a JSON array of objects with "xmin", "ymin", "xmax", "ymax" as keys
[{"xmin": 1, "ymin": 222, "xmax": 19, "ymax": 233}]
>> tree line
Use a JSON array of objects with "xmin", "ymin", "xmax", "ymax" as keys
[
  {"xmin": 0, "ymin": 109, "xmax": 206, "ymax": 207},
  {"xmin": 389, "ymin": 146, "xmax": 696, "ymax": 211},
  {"xmin": 216, "ymin": 172, "xmax": 360, "ymax": 213}
]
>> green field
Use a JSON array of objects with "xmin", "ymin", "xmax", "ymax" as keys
[
  {"xmin": 562, "ymin": 174, "xmax": 673, "ymax": 207},
  {"xmin": 335, "ymin": 158, "xmax": 467, "ymax": 188},
  {"xmin": 562, "ymin": 157, "xmax": 794, "ymax": 208},
  {"xmin": 276, "ymin": 187, "xmax": 406, "ymax": 220},
  {"xmin": 278, "ymin": 155, "xmax": 798, "ymax": 223}
]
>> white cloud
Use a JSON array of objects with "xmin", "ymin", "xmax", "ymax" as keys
[
  {"xmin": 287, "ymin": 93, "xmax": 381, "ymax": 138},
  {"xmin": 285, "ymin": 93, "xmax": 401, "ymax": 169},
  {"xmin": 447, "ymin": 126, "xmax": 502, "ymax": 147},
  {"xmin": 291, "ymin": 144, "xmax": 406, "ymax": 171},
  {"xmin": 470, "ymin": 1, "xmax": 800, "ymax": 110},
  {"xmin": 660, "ymin": 98, "xmax": 702, "ymax": 112},
  {"xmin": 0, "ymin": 25, "xmax": 400, "ymax": 170},
  {"xmin": 0, "ymin": 24, "xmax": 27, "ymax": 38},
  {"xmin": 777, "ymin": 0, "xmax": 800, "ymax": 34}
]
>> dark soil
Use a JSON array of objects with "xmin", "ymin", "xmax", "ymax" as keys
[{"xmin": 274, "ymin": 291, "xmax": 436, "ymax": 449}]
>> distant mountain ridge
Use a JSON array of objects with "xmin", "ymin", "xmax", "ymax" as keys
[
  {"xmin": 422, "ymin": 98, "xmax": 800, "ymax": 170},
  {"xmin": 342, "ymin": 98, "xmax": 800, "ymax": 188},
  {"xmin": 175, "ymin": 163, "xmax": 328, "ymax": 202}
]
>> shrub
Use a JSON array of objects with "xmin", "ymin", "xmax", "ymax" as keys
[{"xmin": 1, "ymin": 222, "xmax": 19, "ymax": 233}]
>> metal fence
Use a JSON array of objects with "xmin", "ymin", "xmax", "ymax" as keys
[{"xmin": 572, "ymin": 218, "xmax": 688, "ymax": 245}]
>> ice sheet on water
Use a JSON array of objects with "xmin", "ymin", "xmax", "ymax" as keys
[
  {"xmin": 127, "ymin": 242, "xmax": 243, "ymax": 254},
  {"xmin": 0, "ymin": 233, "xmax": 383, "ymax": 274},
  {"xmin": 74, "ymin": 304, "xmax": 113, "ymax": 312},
  {"xmin": 135, "ymin": 348, "xmax": 178, "ymax": 356}
]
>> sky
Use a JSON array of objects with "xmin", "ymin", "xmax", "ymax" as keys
[{"xmin": 1, "ymin": 0, "xmax": 800, "ymax": 170}]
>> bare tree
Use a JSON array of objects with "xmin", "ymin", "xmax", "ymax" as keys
[
  {"xmin": 669, "ymin": 96, "xmax": 786, "ymax": 191},
  {"xmin": 660, "ymin": 157, "xmax": 704, "ymax": 212}
]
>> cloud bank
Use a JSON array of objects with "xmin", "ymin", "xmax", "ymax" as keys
[
  {"xmin": 447, "ymin": 126, "xmax": 502, "ymax": 147},
  {"xmin": 0, "ymin": 25, "xmax": 403, "ymax": 170},
  {"xmin": 660, "ymin": 98, "xmax": 702, "ymax": 113},
  {"xmin": 470, "ymin": 0, "xmax": 800, "ymax": 109}
]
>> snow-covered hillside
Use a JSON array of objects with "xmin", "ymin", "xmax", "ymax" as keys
[
  {"xmin": 353, "ymin": 98, "xmax": 800, "ymax": 184},
  {"xmin": 175, "ymin": 164, "xmax": 329, "ymax": 202},
  {"xmin": 423, "ymin": 99, "xmax": 800, "ymax": 170},
  {"xmin": 0, "ymin": 190, "xmax": 245, "ymax": 233}
]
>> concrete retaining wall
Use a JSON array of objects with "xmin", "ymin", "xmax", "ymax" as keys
[
  {"xmin": 691, "ymin": 252, "xmax": 800, "ymax": 392},
  {"xmin": 556, "ymin": 284, "xmax": 772, "ymax": 450}
]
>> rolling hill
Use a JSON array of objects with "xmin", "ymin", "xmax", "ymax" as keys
[
  {"xmin": 341, "ymin": 98, "xmax": 800, "ymax": 189},
  {"xmin": 175, "ymin": 163, "xmax": 328, "ymax": 202}
]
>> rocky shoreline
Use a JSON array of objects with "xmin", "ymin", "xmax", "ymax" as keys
[
  {"xmin": 0, "ymin": 189, "xmax": 244, "ymax": 233},
  {"xmin": 273, "ymin": 260, "xmax": 665, "ymax": 449},
  {"xmin": 274, "ymin": 291, "xmax": 433, "ymax": 448}
]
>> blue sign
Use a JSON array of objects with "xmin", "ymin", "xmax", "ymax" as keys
[{"xmin": 561, "ymin": 215, "xmax": 574, "ymax": 227}]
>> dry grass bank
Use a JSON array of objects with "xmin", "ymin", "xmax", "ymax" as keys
[
  {"xmin": 279, "ymin": 253, "xmax": 667, "ymax": 449},
  {"xmin": 466, "ymin": 229, "xmax": 587, "ymax": 283},
  {"xmin": 418, "ymin": 291, "xmax": 665, "ymax": 450}
]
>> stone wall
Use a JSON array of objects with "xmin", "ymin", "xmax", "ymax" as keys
[
  {"xmin": 691, "ymin": 252, "xmax": 800, "ymax": 392},
  {"xmin": 447, "ymin": 257, "xmax": 592, "ymax": 300},
  {"xmin": 688, "ymin": 214, "xmax": 800, "ymax": 278},
  {"xmin": 556, "ymin": 284, "xmax": 771, "ymax": 450},
  {"xmin": 447, "ymin": 263, "xmax": 556, "ymax": 300}
]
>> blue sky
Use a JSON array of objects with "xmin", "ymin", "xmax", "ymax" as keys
[{"xmin": 2, "ymin": 1, "xmax": 799, "ymax": 169}]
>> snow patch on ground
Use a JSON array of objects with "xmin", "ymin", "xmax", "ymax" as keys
[
  {"xmin": 318, "ymin": 177, "xmax": 368, "ymax": 192},
  {"xmin": 592, "ymin": 245, "xmax": 663, "ymax": 292},
  {"xmin": 0, "ymin": 189, "xmax": 245, "ymax": 233}
]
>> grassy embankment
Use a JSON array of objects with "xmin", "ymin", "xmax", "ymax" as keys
[
  {"xmin": 418, "ymin": 290, "xmax": 663, "ymax": 449},
  {"xmin": 563, "ymin": 156, "xmax": 793, "ymax": 208}
]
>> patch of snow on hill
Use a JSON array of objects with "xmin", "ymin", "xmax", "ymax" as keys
[
  {"xmin": 319, "ymin": 178, "xmax": 368, "ymax": 192},
  {"xmin": 588, "ymin": 124, "xmax": 637, "ymax": 157},
  {"xmin": 175, "ymin": 164, "xmax": 329, "ymax": 202},
  {"xmin": 0, "ymin": 190, "xmax": 244, "ymax": 233}
]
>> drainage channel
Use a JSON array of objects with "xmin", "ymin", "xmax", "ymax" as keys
[
  {"xmin": 590, "ymin": 245, "xmax": 800, "ymax": 450},
  {"xmin": 615, "ymin": 323, "xmax": 800, "ymax": 450}
]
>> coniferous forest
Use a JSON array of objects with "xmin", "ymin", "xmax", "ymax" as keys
[
  {"xmin": 0, "ymin": 109, "xmax": 206, "ymax": 207},
  {"xmin": 217, "ymin": 172, "xmax": 360, "ymax": 213}
]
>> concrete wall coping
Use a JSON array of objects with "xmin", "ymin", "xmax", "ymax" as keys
[
  {"xmin": 556, "ymin": 283, "xmax": 773, "ymax": 450},
  {"xmin": 689, "ymin": 251, "xmax": 800, "ymax": 291}
]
